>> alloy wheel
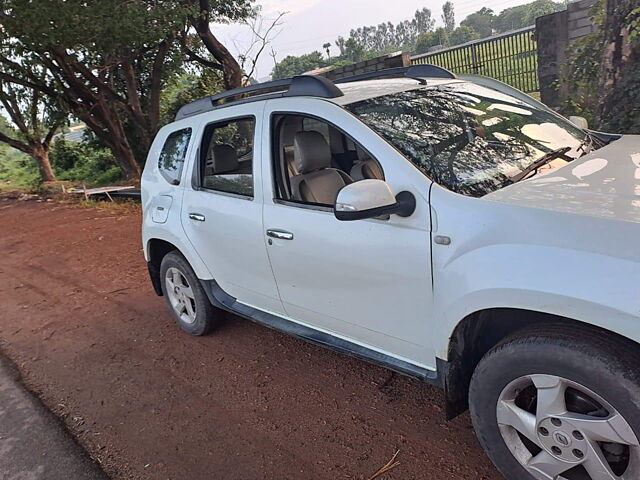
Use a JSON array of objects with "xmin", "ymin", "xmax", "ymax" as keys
[
  {"xmin": 165, "ymin": 267, "xmax": 197, "ymax": 324},
  {"xmin": 497, "ymin": 374, "xmax": 640, "ymax": 479}
]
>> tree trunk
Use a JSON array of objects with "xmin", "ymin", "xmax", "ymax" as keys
[
  {"xmin": 206, "ymin": 36, "xmax": 243, "ymax": 90},
  {"xmin": 192, "ymin": 1, "xmax": 243, "ymax": 90},
  {"xmin": 112, "ymin": 139, "xmax": 142, "ymax": 181},
  {"xmin": 31, "ymin": 145, "xmax": 56, "ymax": 182},
  {"xmin": 73, "ymin": 105, "xmax": 143, "ymax": 181}
]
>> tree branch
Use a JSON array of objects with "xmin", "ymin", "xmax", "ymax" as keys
[
  {"xmin": 0, "ymin": 68, "xmax": 58, "ymax": 98},
  {"xmin": 0, "ymin": 89, "xmax": 29, "ymax": 136},
  {"xmin": 179, "ymin": 34, "xmax": 224, "ymax": 71},
  {"xmin": 30, "ymin": 89, "xmax": 39, "ymax": 132},
  {"xmin": 241, "ymin": 11, "xmax": 286, "ymax": 81},
  {"xmin": 149, "ymin": 38, "xmax": 172, "ymax": 132},
  {"xmin": 0, "ymin": 129, "xmax": 32, "ymax": 154},
  {"xmin": 42, "ymin": 123, "xmax": 59, "ymax": 149},
  {"xmin": 190, "ymin": 0, "xmax": 243, "ymax": 89},
  {"xmin": 122, "ymin": 57, "xmax": 143, "ymax": 118}
]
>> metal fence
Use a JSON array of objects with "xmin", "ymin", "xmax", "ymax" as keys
[{"xmin": 411, "ymin": 26, "xmax": 539, "ymax": 93}]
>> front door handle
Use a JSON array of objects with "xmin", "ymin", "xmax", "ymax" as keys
[
  {"xmin": 189, "ymin": 213, "xmax": 206, "ymax": 222},
  {"xmin": 266, "ymin": 229, "xmax": 294, "ymax": 240}
]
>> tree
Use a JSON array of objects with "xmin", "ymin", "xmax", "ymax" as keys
[
  {"xmin": 461, "ymin": 8, "xmax": 495, "ymax": 38},
  {"xmin": 160, "ymin": 71, "xmax": 224, "ymax": 126},
  {"xmin": 440, "ymin": 2, "xmax": 456, "ymax": 47},
  {"xmin": 323, "ymin": 42, "xmax": 332, "ymax": 59},
  {"xmin": 414, "ymin": 28, "xmax": 446, "ymax": 54},
  {"xmin": 335, "ymin": 37, "xmax": 347, "ymax": 56},
  {"xmin": 0, "ymin": 78, "xmax": 64, "ymax": 182},
  {"xmin": 414, "ymin": 7, "xmax": 437, "ymax": 34},
  {"xmin": 331, "ymin": 8, "xmax": 435, "ymax": 60},
  {"xmin": 442, "ymin": 1, "xmax": 456, "ymax": 45},
  {"xmin": 272, "ymin": 51, "xmax": 326, "ymax": 79},
  {"xmin": 493, "ymin": 0, "xmax": 562, "ymax": 33},
  {"xmin": 185, "ymin": 0, "xmax": 254, "ymax": 91},
  {"xmin": 0, "ymin": 0, "xmax": 253, "ymax": 180},
  {"xmin": 342, "ymin": 38, "xmax": 367, "ymax": 63},
  {"xmin": 450, "ymin": 25, "xmax": 480, "ymax": 46},
  {"xmin": 0, "ymin": 1, "xmax": 185, "ymax": 179},
  {"xmin": 233, "ymin": 11, "xmax": 286, "ymax": 82}
]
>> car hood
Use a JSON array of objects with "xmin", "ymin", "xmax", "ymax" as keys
[{"xmin": 485, "ymin": 135, "xmax": 640, "ymax": 223}]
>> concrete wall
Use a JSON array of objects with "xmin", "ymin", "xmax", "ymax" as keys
[
  {"xmin": 320, "ymin": 52, "xmax": 410, "ymax": 81},
  {"xmin": 536, "ymin": 0, "xmax": 599, "ymax": 107},
  {"xmin": 567, "ymin": 0, "xmax": 599, "ymax": 42}
]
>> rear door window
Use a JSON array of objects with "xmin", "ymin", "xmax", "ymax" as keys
[
  {"xmin": 158, "ymin": 128, "xmax": 192, "ymax": 185},
  {"xmin": 199, "ymin": 117, "xmax": 255, "ymax": 197}
]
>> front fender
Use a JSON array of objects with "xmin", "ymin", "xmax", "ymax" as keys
[
  {"xmin": 430, "ymin": 185, "xmax": 640, "ymax": 359},
  {"xmin": 435, "ymin": 286, "xmax": 640, "ymax": 360}
]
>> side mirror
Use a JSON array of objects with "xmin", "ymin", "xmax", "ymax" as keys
[
  {"xmin": 569, "ymin": 116, "xmax": 589, "ymax": 130},
  {"xmin": 334, "ymin": 179, "xmax": 416, "ymax": 221}
]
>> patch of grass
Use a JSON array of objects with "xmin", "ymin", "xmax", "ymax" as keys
[
  {"xmin": 59, "ymin": 196, "xmax": 141, "ymax": 216},
  {"xmin": 0, "ymin": 149, "xmax": 42, "ymax": 192}
]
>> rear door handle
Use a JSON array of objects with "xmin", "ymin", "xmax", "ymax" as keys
[
  {"xmin": 266, "ymin": 229, "xmax": 294, "ymax": 240},
  {"xmin": 189, "ymin": 213, "xmax": 206, "ymax": 222}
]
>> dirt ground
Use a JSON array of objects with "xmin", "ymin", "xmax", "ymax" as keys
[{"xmin": 0, "ymin": 197, "xmax": 502, "ymax": 480}]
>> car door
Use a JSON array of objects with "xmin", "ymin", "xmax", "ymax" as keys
[
  {"xmin": 181, "ymin": 103, "xmax": 285, "ymax": 315},
  {"xmin": 261, "ymin": 98, "xmax": 436, "ymax": 367}
]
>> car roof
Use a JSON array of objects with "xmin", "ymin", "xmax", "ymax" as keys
[
  {"xmin": 332, "ymin": 78, "xmax": 462, "ymax": 105},
  {"xmin": 173, "ymin": 66, "xmax": 460, "ymax": 122},
  {"xmin": 173, "ymin": 77, "xmax": 462, "ymax": 123}
]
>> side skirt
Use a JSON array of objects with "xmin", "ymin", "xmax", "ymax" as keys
[{"xmin": 200, "ymin": 279, "xmax": 445, "ymax": 388}]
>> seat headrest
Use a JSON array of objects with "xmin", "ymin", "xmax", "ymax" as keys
[
  {"xmin": 210, "ymin": 144, "xmax": 238, "ymax": 173},
  {"xmin": 281, "ymin": 116, "xmax": 304, "ymax": 147},
  {"xmin": 294, "ymin": 131, "xmax": 331, "ymax": 174}
]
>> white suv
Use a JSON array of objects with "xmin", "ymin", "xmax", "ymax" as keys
[{"xmin": 142, "ymin": 65, "xmax": 640, "ymax": 480}]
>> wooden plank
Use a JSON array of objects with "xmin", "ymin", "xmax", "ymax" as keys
[{"xmin": 69, "ymin": 185, "xmax": 136, "ymax": 196}]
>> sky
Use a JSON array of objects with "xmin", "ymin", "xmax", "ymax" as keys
[{"xmin": 214, "ymin": 0, "xmax": 537, "ymax": 80}]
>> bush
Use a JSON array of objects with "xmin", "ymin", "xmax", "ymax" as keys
[
  {"xmin": 50, "ymin": 138, "xmax": 122, "ymax": 186},
  {"xmin": 0, "ymin": 148, "xmax": 41, "ymax": 190},
  {"xmin": 561, "ymin": 1, "xmax": 640, "ymax": 133},
  {"xmin": 560, "ymin": 34, "xmax": 603, "ymax": 126}
]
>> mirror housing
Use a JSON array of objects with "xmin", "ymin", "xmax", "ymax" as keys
[
  {"xmin": 334, "ymin": 179, "xmax": 415, "ymax": 221},
  {"xmin": 569, "ymin": 115, "xmax": 589, "ymax": 130}
]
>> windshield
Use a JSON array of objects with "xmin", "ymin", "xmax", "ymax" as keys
[{"xmin": 346, "ymin": 82, "xmax": 594, "ymax": 197}]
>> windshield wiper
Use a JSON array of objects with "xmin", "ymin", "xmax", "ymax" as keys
[
  {"xmin": 577, "ymin": 133, "xmax": 605, "ymax": 156},
  {"xmin": 508, "ymin": 146, "xmax": 573, "ymax": 183}
]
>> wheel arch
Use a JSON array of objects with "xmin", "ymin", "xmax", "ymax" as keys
[
  {"xmin": 145, "ymin": 237, "xmax": 212, "ymax": 296},
  {"xmin": 146, "ymin": 238, "xmax": 179, "ymax": 296},
  {"xmin": 443, "ymin": 308, "xmax": 640, "ymax": 419}
]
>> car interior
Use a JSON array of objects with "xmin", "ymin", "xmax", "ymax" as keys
[
  {"xmin": 273, "ymin": 114, "xmax": 384, "ymax": 206},
  {"xmin": 200, "ymin": 118, "xmax": 255, "ymax": 197}
]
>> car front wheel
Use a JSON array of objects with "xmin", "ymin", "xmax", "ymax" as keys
[{"xmin": 470, "ymin": 324, "xmax": 640, "ymax": 480}]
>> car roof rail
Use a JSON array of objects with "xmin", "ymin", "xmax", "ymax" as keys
[
  {"xmin": 334, "ymin": 64, "xmax": 456, "ymax": 84},
  {"xmin": 175, "ymin": 75, "xmax": 344, "ymax": 121}
]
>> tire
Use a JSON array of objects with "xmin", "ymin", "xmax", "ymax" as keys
[
  {"xmin": 469, "ymin": 324, "xmax": 640, "ymax": 480},
  {"xmin": 159, "ymin": 251, "xmax": 218, "ymax": 336}
]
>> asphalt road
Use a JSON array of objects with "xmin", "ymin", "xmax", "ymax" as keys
[{"xmin": 0, "ymin": 354, "xmax": 108, "ymax": 480}]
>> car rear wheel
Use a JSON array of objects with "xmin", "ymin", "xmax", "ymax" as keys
[
  {"xmin": 160, "ymin": 251, "xmax": 218, "ymax": 335},
  {"xmin": 469, "ymin": 324, "xmax": 640, "ymax": 480}
]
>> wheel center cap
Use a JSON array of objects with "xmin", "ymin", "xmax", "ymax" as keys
[{"xmin": 554, "ymin": 431, "xmax": 571, "ymax": 447}]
